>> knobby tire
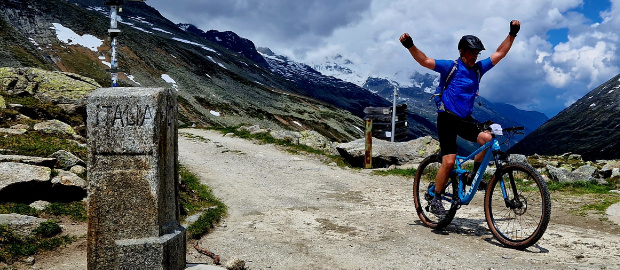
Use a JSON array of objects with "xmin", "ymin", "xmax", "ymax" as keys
[
  {"xmin": 484, "ymin": 161, "xmax": 551, "ymax": 249},
  {"xmin": 413, "ymin": 155, "xmax": 457, "ymax": 229}
]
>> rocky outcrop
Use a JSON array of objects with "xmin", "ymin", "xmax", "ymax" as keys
[
  {"xmin": 239, "ymin": 125, "xmax": 340, "ymax": 155},
  {"xmin": 0, "ymin": 67, "xmax": 100, "ymax": 105},
  {"xmin": 0, "ymin": 214, "xmax": 47, "ymax": 236},
  {"xmin": 336, "ymin": 136, "xmax": 440, "ymax": 168},
  {"xmin": 34, "ymin": 120, "xmax": 76, "ymax": 136},
  {"xmin": 0, "ymin": 156, "xmax": 87, "ymax": 203}
]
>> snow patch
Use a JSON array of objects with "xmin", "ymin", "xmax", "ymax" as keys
[
  {"xmin": 172, "ymin": 37, "xmax": 217, "ymax": 53},
  {"xmin": 51, "ymin": 23, "xmax": 103, "ymax": 52},
  {"xmin": 161, "ymin": 74, "xmax": 179, "ymax": 91},
  {"xmin": 152, "ymin": 28, "xmax": 172, "ymax": 35},
  {"xmin": 210, "ymin": 110, "xmax": 221, "ymax": 117},
  {"xmin": 127, "ymin": 75, "xmax": 141, "ymax": 86},
  {"xmin": 293, "ymin": 121, "xmax": 302, "ymax": 127},
  {"xmin": 590, "ymin": 103, "xmax": 596, "ymax": 107},
  {"xmin": 207, "ymin": 56, "xmax": 227, "ymax": 69}
]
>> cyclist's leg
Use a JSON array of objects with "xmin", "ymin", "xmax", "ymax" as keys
[
  {"xmin": 459, "ymin": 117, "xmax": 491, "ymax": 187},
  {"xmin": 436, "ymin": 112, "xmax": 459, "ymax": 194}
]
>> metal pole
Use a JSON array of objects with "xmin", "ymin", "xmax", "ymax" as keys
[
  {"xmin": 109, "ymin": 5, "xmax": 120, "ymax": 87},
  {"xmin": 391, "ymin": 84, "xmax": 398, "ymax": 142}
]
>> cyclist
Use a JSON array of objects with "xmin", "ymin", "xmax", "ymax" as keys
[{"xmin": 400, "ymin": 20, "xmax": 520, "ymax": 215}]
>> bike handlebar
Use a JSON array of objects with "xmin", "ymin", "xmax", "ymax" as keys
[{"xmin": 503, "ymin": 126, "xmax": 525, "ymax": 135}]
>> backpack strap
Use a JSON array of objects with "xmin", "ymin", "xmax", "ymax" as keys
[{"xmin": 429, "ymin": 59, "xmax": 458, "ymax": 103}]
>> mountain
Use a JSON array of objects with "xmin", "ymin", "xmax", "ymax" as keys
[
  {"xmin": 510, "ymin": 74, "xmax": 620, "ymax": 161},
  {"xmin": 362, "ymin": 77, "xmax": 549, "ymax": 150},
  {"xmin": 256, "ymin": 48, "xmax": 437, "ymax": 138},
  {"xmin": 0, "ymin": 0, "xmax": 386, "ymax": 143}
]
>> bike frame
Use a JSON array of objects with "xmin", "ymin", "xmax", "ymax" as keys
[{"xmin": 429, "ymin": 135, "xmax": 504, "ymax": 205}]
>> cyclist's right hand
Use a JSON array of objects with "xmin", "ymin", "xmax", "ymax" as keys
[{"xmin": 400, "ymin": 33, "xmax": 414, "ymax": 49}]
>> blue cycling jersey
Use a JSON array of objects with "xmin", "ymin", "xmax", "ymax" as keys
[{"xmin": 433, "ymin": 57, "xmax": 494, "ymax": 118}]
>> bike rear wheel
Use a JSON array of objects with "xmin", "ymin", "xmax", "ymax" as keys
[
  {"xmin": 484, "ymin": 161, "xmax": 551, "ymax": 249},
  {"xmin": 413, "ymin": 155, "xmax": 457, "ymax": 229}
]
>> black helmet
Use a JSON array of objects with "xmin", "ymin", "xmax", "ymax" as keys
[{"xmin": 458, "ymin": 35, "xmax": 485, "ymax": 51}]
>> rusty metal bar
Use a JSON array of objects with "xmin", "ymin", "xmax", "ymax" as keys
[{"xmin": 365, "ymin": 119, "xmax": 372, "ymax": 169}]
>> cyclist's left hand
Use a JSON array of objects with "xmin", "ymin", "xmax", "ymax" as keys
[{"xmin": 509, "ymin": 20, "xmax": 521, "ymax": 37}]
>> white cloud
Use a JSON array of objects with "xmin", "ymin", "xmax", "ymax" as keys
[{"xmin": 150, "ymin": 0, "xmax": 620, "ymax": 116}]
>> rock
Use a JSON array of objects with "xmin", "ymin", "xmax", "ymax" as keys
[
  {"xmin": 24, "ymin": 256, "xmax": 35, "ymax": 266},
  {"xmin": 51, "ymin": 169, "xmax": 87, "ymax": 188},
  {"xmin": 0, "ymin": 127, "xmax": 27, "ymax": 135},
  {"xmin": 299, "ymin": 131, "xmax": 337, "ymax": 155},
  {"xmin": 613, "ymin": 168, "xmax": 620, "ymax": 178},
  {"xmin": 568, "ymin": 154, "xmax": 583, "ymax": 161},
  {"xmin": 0, "ymin": 154, "xmax": 57, "ymax": 167},
  {"xmin": 0, "ymin": 95, "xmax": 5, "ymax": 109},
  {"xmin": 238, "ymin": 125, "xmax": 267, "ymax": 135},
  {"xmin": 10, "ymin": 123, "xmax": 29, "ymax": 129},
  {"xmin": 34, "ymin": 119, "xmax": 76, "ymax": 136},
  {"xmin": 29, "ymin": 200, "xmax": 51, "ymax": 211},
  {"xmin": 0, "ymin": 162, "xmax": 51, "ymax": 190},
  {"xmin": 49, "ymin": 150, "xmax": 85, "ymax": 170},
  {"xmin": 70, "ymin": 165, "xmax": 86, "ymax": 175},
  {"xmin": 0, "ymin": 214, "xmax": 47, "ymax": 236},
  {"xmin": 270, "ymin": 130, "xmax": 301, "ymax": 144},
  {"xmin": 509, "ymin": 154, "xmax": 527, "ymax": 163},
  {"xmin": 546, "ymin": 164, "xmax": 594, "ymax": 183},
  {"xmin": 0, "ymin": 67, "xmax": 100, "ymax": 105},
  {"xmin": 336, "ymin": 136, "xmax": 440, "ymax": 167}
]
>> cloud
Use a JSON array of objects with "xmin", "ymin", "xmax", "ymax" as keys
[{"xmin": 150, "ymin": 0, "xmax": 620, "ymax": 117}]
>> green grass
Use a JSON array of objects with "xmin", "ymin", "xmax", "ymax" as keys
[
  {"xmin": 0, "ymin": 222, "xmax": 75, "ymax": 264},
  {"xmin": 0, "ymin": 132, "xmax": 86, "ymax": 160},
  {"xmin": 547, "ymin": 181, "xmax": 615, "ymax": 194},
  {"xmin": 179, "ymin": 165, "xmax": 227, "ymax": 239},
  {"xmin": 208, "ymin": 126, "xmax": 353, "ymax": 167},
  {"xmin": 0, "ymin": 202, "xmax": 87, "ymax": 222},
  {"xmin": 372, "ymin": 168, "xmax": 417, "ymax": 177}
]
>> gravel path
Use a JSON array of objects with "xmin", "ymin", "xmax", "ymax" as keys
[{"xmin": 179, "ymin": 128, "xmax": 620, "ymax": 270}]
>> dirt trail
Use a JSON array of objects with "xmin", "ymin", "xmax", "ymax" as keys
[
  {"xmin": 23, "ymin": 128, "xmax": 620, "ymax": 270},
  {"xmin": 179, "ymin": 129, "xmax": 620, "ymax": 269}
]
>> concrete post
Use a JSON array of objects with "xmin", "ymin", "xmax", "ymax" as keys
[{"xmin": 86, "ymin": 87, "xmax": 185, "ymax": 270}]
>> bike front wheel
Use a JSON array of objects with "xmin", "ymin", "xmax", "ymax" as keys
[
  {"xmin": 413, "ymin": 155, "xmax": 457, "ymax": 229},
  {"xmin": 484, "ymin": 161, "xmax": 551, "ymax": 249}
]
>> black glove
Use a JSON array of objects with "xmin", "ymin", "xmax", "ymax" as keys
[
  {"xmin": 509, "ymin": 21, "xmax": 520, "ymax": 37},
  {"xmin": 401, "ymin": 36, "xmax": 414, "ymax": 49}
]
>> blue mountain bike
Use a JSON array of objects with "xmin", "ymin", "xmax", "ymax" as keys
[{"xmin": 413, "ymin": 123, "xmax": 551, "ymax": 249}]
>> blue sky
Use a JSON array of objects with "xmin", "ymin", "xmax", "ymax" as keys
[{"xmin": 150, "ymin": 0, "xmax": 620, "ymax": 118}]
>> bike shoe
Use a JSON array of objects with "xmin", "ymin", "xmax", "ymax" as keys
[{"xmin": 430, "ymin": 197, "xmax": 448, "ymax": 215}]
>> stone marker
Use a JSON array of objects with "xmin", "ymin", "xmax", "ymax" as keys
[{"xmin": 87, "ymin": 88, "xmax": 185, "ymax": 270}]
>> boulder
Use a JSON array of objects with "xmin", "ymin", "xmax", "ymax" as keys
[
  {"xmin": 51, "ymin": 169, "xmax": 87, "ymax": 188},
  {"xmin": 0, "ymin": 154, "xmax": 57, "ymax": 168},
  {"xmin": 337, "ymin": 136, "xmax": 440, "ymax": 167},
  {"xmin": 0, "ymin": 214, "xmax": 47, "ymax": 236},
  {"xmin": 0, "ymin": 162, "xmax": 51, "ymax": 190},
  {"xmin": 298, "ymin": 131, "xmax": 338, "ymax": 155},
  {"xmin": 546, "ymin": 164, "xmax": 595, "ymax": 183},
  {"xmin": 270, "ymin": 130, "xmax": 301, "ymax": 144},
  {"xmin": 0, "ymin": 128, "xmax": 27, "ymax": 135},
  {"xmin": 49, "ymin": 150, "xmax": 85, "ymax": 170},
  {"xmin": 0, "ymin": 67, "xmax": 100, "ymax": 105},
  {"xmin": 34, "ymin": 119, "xmax": 76, "ymax": 136},
  {"xmin": 29, "ymin": 200, "xmax": 51, "ymax": 211},
  {"xmin": 509, "ymin": 154, "xmax": 527, "ymax": 163}
]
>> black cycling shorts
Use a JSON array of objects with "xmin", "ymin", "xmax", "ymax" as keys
[{"xmin": 437, "ymin": 111, "xmax": 482, "ymax": 156}]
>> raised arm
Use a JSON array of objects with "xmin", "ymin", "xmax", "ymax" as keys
[
  {"xmin": 400, "ymin": 33, "xmax": 435, "ymax": 70},
  {"xmin": 490, "ymin": 20, "xmax": 520, "ymax": 65}
]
